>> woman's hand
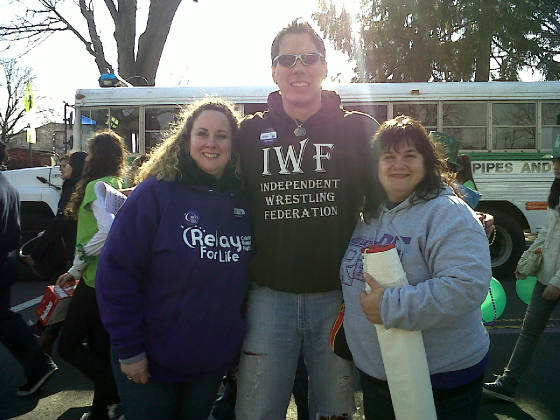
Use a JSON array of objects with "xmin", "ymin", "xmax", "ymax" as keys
[
  {"xmin": 56, "ymin": 272, "xmax": 76, "ymax": 287},
  {"xmin": 542, "ymin": 284, "xmax": 560, "ymax": 301},
  {"xmin": 360, "ymin": 273, "xmax": 386, "ymax": 324},
  {"xmin": 121, "ymin": 358, "xmax": 151, "ymax": 384}
]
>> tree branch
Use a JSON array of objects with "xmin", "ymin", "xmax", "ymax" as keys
[
  {"xmin": 79, "ymin": 0, "xmax": 114, "ymax": 74},
  {"xmin": 103, "ymin": 0, "xmax": 118, "ymax": 21},
  {"xmin": 135, "ymin": 0, "xmax": 183, "ymax": 85}
]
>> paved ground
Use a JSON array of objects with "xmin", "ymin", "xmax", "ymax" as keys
[{"xmin": 1, "ymin": 267, "xmax": 559, "ymax": 420}]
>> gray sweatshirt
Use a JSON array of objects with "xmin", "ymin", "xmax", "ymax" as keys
[{"xmin": 340, "ymin": 185, "xmax": 491, "ymax": 380}]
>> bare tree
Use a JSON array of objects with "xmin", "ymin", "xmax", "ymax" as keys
[
  {"xmin": 0, "ymin": 59, "xmax": 33, "ymax": 144},
  {"xmin": 0, "ymin": 0, "xmax": 199, "ymax": 86}
]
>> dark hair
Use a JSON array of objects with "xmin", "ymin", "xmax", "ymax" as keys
[
  {"xmin": 68, "ymin": 151, "xmax": 88, "ymax": 182},
  {"xmin": 455, "ymin": 154, "xmax": 476, "ymax": 187},
  {"xmin": 66, "ymin": 131, "xmax": 126, "ymax": 218},
  {"xmin": 271, "ymin": 19, "xmax": 326, "ymax": 64},
  {"xmin": 548, "ymin": 158, "xmax": 560, "ymax": 209},
  {"xmin": 363, "ymin": 116, "xmax": 459, "ymax": 220}
]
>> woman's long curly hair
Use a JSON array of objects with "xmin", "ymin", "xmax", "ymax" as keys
[
  {"xmin": 66, "ymin": 131, "xmax": 126, "ymax": 219},
  {"xmin": 363, "ymin": 116, "xmax": 460, "ymax": 220},
  {"xmin": 135, "ymin": 98, "xmax": 241, "ymax": 185}
]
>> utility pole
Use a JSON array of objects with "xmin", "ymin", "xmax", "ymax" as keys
[
  {"xmin": 63, "ymin": 102, "xmax": 73, "ymax": 154},
  {"xmin": 24, "ymin": 81, "xmax": 35, "ymax": 166}
]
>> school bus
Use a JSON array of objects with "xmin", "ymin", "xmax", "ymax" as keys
[{"xmin": 8, "ymin": 81, "xmax": 560, "ymax": 274}]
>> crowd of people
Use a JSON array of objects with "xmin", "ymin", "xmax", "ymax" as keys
[{"xmin": 1, "ymin": 18, "xmax": 558, "ymax": 420}]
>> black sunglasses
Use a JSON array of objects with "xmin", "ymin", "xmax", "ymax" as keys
[{"xmin": 272, "ymin": 52, "xmax": 324, "ymax": 68}]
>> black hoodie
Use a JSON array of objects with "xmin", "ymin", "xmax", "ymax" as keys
[
  {"xmin": 30, "ymin": 152, "xmax": 88, "ymax": 276},
  {"xmin": 238, "ymin": 90, "xmax": 379, "ymax": 293}
]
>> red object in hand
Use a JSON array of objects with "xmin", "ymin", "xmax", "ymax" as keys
[{"xmin": 36, "ymin": 284, "xmax": 77, "ymax": 326}]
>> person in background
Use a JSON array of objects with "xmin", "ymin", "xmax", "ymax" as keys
[
  {"xmin": 0, "ymin": 140, "xmax": 58, "ymax": 397},
  {"xmin": 428, "ymin": 132, "xmax": 481, "ymax": 209},
  {"xmin": 235, "ymin": 19, "xmax": 378, "ymax": 419},
  {"xmin": 125, "ymin": 154, "xmax": 148, "ymax": 187},
  {"xmin": 341, "ymin": 116, "xmax": 491, "ymax": 419},
  {"xmin": 96, "ymin": 99, "xmax": 252, "ymax": 420},
  {"xmin": 28, "ymin": 151, "xmax": 88, "ymax": 353},
  {"xmin": 118, "ymin": 154, "xmax": 148, "ymax": 197},
  {"xmin": 484, "ymin": 156, "xmax": 560, "ymax": 402},
  {"xmin": 58, "ymin": 154, "xmax": 88, "ymax": 218},
  {"xmin": 455, "ymin": 154, "xmax": 477, "ymax": 191},
  {"xmin": 56, "ymin": 132, "xmax": 126, "ymax": 420},
  {"xmin": 29, "ymin": 152, "xmax": 88, "ymax": 277}
]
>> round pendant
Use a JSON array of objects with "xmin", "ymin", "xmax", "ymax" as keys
[{"xmin": 294, "ymin": 126, "xmax": 306, "ymax": 137}]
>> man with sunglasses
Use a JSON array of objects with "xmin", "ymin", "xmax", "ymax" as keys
[{"xmin": 236, "ymin": 19, "xmax": 379, "ymax": 419}]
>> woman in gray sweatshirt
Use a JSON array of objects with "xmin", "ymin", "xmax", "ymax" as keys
[{"xmin": 340, "ymin": 116, "xmax": 491, "ymax": 420}]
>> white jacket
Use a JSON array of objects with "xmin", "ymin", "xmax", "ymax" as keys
[{"xmin": 536, "ymin": 208, "xmax": 560, "ymax": 289}]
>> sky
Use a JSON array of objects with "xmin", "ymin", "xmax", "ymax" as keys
[{"xmin": 1, "ymin": 0, "xmax": 361, "ymax": 121}]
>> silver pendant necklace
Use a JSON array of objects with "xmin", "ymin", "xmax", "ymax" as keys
[{"xmin": 293, "ymin": 119, "xmax": 306, "ymax": 137}]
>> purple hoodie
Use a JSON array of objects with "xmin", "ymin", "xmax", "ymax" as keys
[{"xmin": 96, "ymin": 177, "xmax": 252, "ymax": 383}]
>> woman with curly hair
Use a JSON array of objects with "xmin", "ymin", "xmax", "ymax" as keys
[
  {"xmin": 56, "ymin": 131, "xmax": 126, "ymax": 420},
  {"xmin": 96, "ymin": 99, "xmax": 252, "ymax": 419}
]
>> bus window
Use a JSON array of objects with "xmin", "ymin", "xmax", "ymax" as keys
[
  {"xmin": 393, "ymin": 103, "xmax": 437, "ymax": 131},
  {"xmin": 443, "ymin": 102, "xmax": 487, "ymax": 150},
  {"xmin": 492, "ymin": 103, "xmax": 536, "ymax": 150},
  {"xmin": 109, "ymin": 107, "xmax": 139, "ymax": 154},
  {"xmin": 146, "ymin": 107, "xmax": 181, "ymax": 151},
  {"xmin": 344, "ymin": 104, "xmax": 388, "ymax": 124},
  {"xmin": 542, "ymin": 102, "xmax": 560, "ymax": 150},
  {"xmin": 80, "ymin": 108, "xmax": 110, "ymax": 150}
]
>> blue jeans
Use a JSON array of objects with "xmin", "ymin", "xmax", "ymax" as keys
[
  {"xmin": 359, "ymin": 370, "xmax": 483, "ymax": 420},
  {"xmin": 111, "ymin": 351, "xmax": 223, "ymax": 420},
  {"xmin": 235, "ymin": 285, "xmax": 354, "ymax": 419},
  {"xmin": 500, "ymin": 281, "xmax": 559, "ymax": 390}
]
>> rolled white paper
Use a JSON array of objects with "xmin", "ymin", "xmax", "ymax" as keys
[
  {"xmin": 362, "ymin": 244, "xmax": 437, "ymax": 420},
  {"xmin": 363, "ymin": 244, "xmax": 407, "ymax": 290}
]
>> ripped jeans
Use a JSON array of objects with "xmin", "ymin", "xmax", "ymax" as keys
[{"xmin": 236, "ymin": 285, "xmax": 354, "ymax": 420}]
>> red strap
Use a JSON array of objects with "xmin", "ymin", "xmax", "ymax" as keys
[{"xmin": 329, "ymin": 303, "xmax": 346, "ymax": 351}]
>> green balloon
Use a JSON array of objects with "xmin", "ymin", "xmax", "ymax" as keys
[
  {"xmin": 482, "ymin": 277, "xmax": 507, "ymax": 323},
  {"xmin": 515, "ymin": 276, "xmax": 537, "ymax": 305}
]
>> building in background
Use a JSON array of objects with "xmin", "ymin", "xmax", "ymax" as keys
[
  {"xmin": 6, "ymin": 122, "xmax": 71, "ymax": 169},
  {"xmin": 9, "ymin": 122, "xmax": 71, "ymax": 154}
]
